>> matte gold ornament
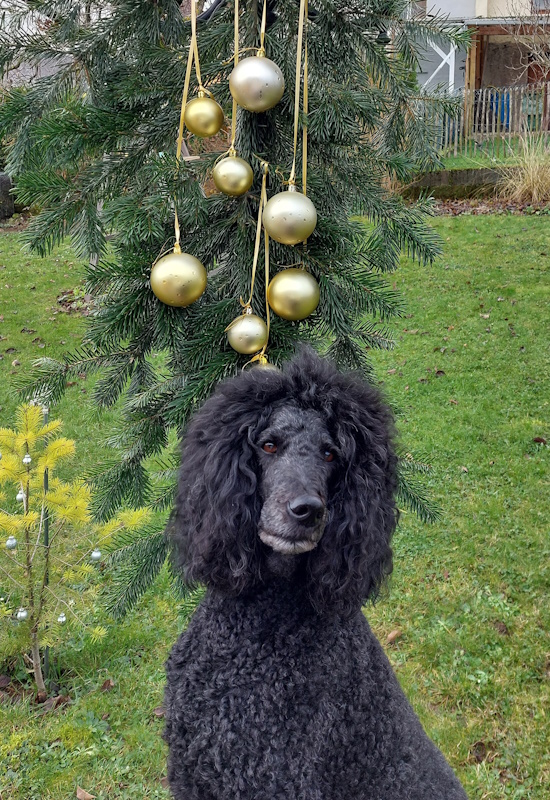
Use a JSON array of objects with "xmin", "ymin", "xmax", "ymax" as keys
[
  {"xmin": 262, "ymin": 187, "xmax": 317, "ymax": 245},
  {"xmin": 184, "ymin": 93, "xmax": 225, "ymax": 138},
  {"xmin": 229, "ymin": 55, "xmax": 285, "ymax": 113},
  {"xmin": 227, "ymin": 312, "xmax": 268, "ymax": 354},
  {"xmin": 255, "ymin": 354, "xmax": 278, "ymax": 370},
  {"xmin": 267, "ymin": 268, "xmax": 320, "ymax": 320},
  {"xmin": 213, "ymin": 154, "xmax": 254, "ymax": 196},
  {"xmin": 150, "ymin": 251, "xmax": 207, "ymax": 307}
]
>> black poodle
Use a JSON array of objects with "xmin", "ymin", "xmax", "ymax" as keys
[{"xmin": 164, "ymin": 349, "xmax": 467, "ymax": 800}]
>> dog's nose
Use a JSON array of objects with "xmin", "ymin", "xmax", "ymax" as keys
[{"xmin": 287, "ymin": 495, "xmax": 325, "ymax": 526}]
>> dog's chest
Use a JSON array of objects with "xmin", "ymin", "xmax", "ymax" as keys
[{"xmin": 166, "ymin": 589, "xmax": 383, "ymax": 750}]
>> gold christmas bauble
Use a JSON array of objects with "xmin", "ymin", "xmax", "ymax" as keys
[
  {"xmin": 184, "ymin": 95, "xmax": 224, "ymax": 138},
  {"xmin": 212, "ymin": 155, "xmax": 254, "ymax": 196},
  {"xmin": 267, "ymin": 268, "xmax": 320, "ymax": 320},
  {"xmin": 262, "ymin": 189, "xmax": 317, "ymax": 245},
  {"xmin": 229, "ymin": 56, "xmax": 285, "ymax": 113},
  {"xmin": 150, "ymin": 251, "xmax": 207, "ymax": 307},
  {"xmin": 227, "ymin": 313, "xmax": 268, "ymax": 354}
]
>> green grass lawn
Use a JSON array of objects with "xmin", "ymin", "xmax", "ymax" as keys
[
  {"xmin": 1, "ymin": 216, "xmax": 549, "ymax": 799},
  {"xmin": 440, "ymin": 137, "xmax": 523, "ymax": 171}
]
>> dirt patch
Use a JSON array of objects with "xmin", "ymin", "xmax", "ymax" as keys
[
  {"xmin": 56, "ymin": 288, "xmax": 96, "ymax": 316},
  {"xmin": 432, "ymin": 198, "xmax": 550, "ymax": 216},
  {"xmin": 0, "ymin": 213, "xmax": 31, "ymax": 232}
]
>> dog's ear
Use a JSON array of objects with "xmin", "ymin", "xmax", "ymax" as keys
[
  {"xmin": 172, "ymin": 368, "xmax": 283, "ymax": 594},
  {"xmin": 305, "ymin": 370, "xmax": 398, "ymax": 614}
]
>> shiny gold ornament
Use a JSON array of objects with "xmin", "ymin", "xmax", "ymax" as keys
[
  {"xmin": 262, "ymin": 188, "xmax": 317, "ymax": 245},
  {"xmin": 212, "ymin": 154, "xmax": 254, "ymax": 196},
  {"xmin": 184, "ymin": 93, "xmax": 225, "ymax": 138},
  {"xmin": 150, "ymin": 251, "xmax": 207, "ymax": 307},
  {"xmin": 267, "ymin": 268, "xmax": 320, "ymax": 320},
  {"xmin": 227, "ymin": 312, "xmax": 268, "ymax": 354},
  {"xmin": 229, "ymin": 55, "xmax": 285, "ymax": 113}
]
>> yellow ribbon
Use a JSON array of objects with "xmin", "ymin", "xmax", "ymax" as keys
[
  {"xmin": 289, "ymin": 0, "xmax": 308, "ymax": 191},
  {"xmin": 229, "ymin": 0, "xmax": 239, "ymax": 151},
  {"xmin": 258, "ymin": 0, "xmax": 268, "ymax": 57},
  {"xmin": 173, "ymin": 0, "xmax": 203, "ymax": 253},
  {"xmin": 242, "ymin": 161, "xmax": 269, "ymax": 309},
  {"xmin": 302, "ymin": 0, "xmax": 308, "ymax": 195}
]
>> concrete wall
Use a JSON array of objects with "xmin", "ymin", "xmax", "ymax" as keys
[
  {"xmin": 487, "ymin": 0, "xmax": 532, "ymax": 16},
  {"xmin": 0, "ymin": 174, "xmax": 15, "ymax": 220},
  {"xmin": 481, "ymin": 40, "xmax": 529, "ymax": 86},
  {"xmin": 422, "ymin": 0, "xmax": 533, "ymax": 18},
  {"xmin": 426, "ymin": 0, "xmax": 476, "ymax": 19}
]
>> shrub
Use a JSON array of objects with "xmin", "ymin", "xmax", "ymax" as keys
[
  {"xmin": 496, "ymin": 133, "xmax": 550, "ymax": 203},
  {"xmin": 0, "ymin": 404, "xmax": 151, "ymax": 693}
]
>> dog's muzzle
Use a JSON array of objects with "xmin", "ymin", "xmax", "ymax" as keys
[
  {"xmin": 259, "ymin": 494, "xmax": 326, "ymax": 554},
  {"xmin": 259, "ymin": 530, "xmax": 321, "ymax": 554}
]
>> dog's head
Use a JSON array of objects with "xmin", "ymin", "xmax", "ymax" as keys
[{"xmin": 173, "ymin": 349, "xmax": 398, "ymax": 613}]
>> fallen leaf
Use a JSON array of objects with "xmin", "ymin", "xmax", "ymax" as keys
[
  {"xmin": 153, "ymin": 705, "xmax": 166, "ymax": 718},
  {"xmin": 160, "ymin": 777, "xmax": 169, "ymax": 789},
  {"xmin": 386, "ymin": 629, "xmax": 402, "ymax": 644},
  {"xmin": 435, "ymin": 370, "xmax": 445, "ymax": 377},
  {"xmin": 76, "ymin": 788, "xmax": 96, "ymax": 800},
  {"xmin": 460, "ymin": 466, "xmax": 468, "ymax": 473},
  {"xmin": 20, "ymin": 327, "xmax": 36, "ymax": 334},
  {"xmin": 449, "ymin": 398, "xmax": 458, "ymax": 405},
  {"xmin": 38, "ymin": 694, "xmax": 71, "ymax": 714},
  {"xmin": 533, "ymin": 437, "xmax": 547, "ymax": 445},
  {"xmin": 387, "ymin": 368, "xmax": 396, "ymax": 375},
  {"xmin": 480, "ymin": 313, "xmax": 490, "ymax": 319},
  {"xmin": 100, "ymin": 678, "xmax": 115, "ymax": 692},
  {"xmin": 0, "ymin": 675, "xmax": 10, "ymax": 689}
]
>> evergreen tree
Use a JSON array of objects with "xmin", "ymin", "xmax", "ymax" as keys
[{"xmin": 0, "ymin": 0, "xmax": 466, "ymax": 613}]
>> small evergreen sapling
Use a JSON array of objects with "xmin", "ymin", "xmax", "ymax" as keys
[{"xmin": 0, "ymin": 405, "xmax": 151, "ymax": 692}]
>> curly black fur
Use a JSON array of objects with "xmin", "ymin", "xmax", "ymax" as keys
[{"xmin": 165, "ymin": 349, "xmax": 468, "ymax": 800}]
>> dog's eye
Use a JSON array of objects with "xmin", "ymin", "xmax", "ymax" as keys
[
  {"xmin": 262, "ymin": 442, "xmax": 277, "ymax": 454},
  {"xmin": 324, "ymin": 450, "xmax": 335, "ymax": 462}
]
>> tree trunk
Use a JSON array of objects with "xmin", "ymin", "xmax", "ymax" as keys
[{"xmin": 31, "ymin": 632, "xmax": 46, "ymax": 694}]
